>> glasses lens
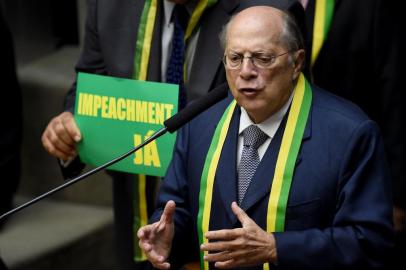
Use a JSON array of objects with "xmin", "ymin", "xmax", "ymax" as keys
[
  {"xmin": 224, "ymin": 51, "xmax": 289, "ymax": 69},
  {"xmin": 252, "ymin": 55, "xmax": 274, "ymax": 69},
  {"xmin": 225, "ymin": 54, "xmax": 242, "ymax": 69}
]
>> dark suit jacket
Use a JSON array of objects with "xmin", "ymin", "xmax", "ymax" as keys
[
  {"xmin": 61, "ymin": 0, "xmax": 238, "ymax": 269},
  {"xmin": 305, "ymin": 0, "xmax": 405, "ymax": 208},
  {"xmin": 153, "ymin": 85, "xmax": 393, "ymax": 269}
]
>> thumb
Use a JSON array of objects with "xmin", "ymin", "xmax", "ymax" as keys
[
  {"xmin": 62, "ymin": 112, "xmax": 81, "ymax": 142},
  {"xmin": 231, "ymin": 201, "xmax": 253, "ymax": 226}
]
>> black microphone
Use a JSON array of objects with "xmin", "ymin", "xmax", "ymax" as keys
[
  {"xmin": 164, "ymin": 83, "xmax": 228, "ymax": 132},
  {"xmin": 0, "ymin": 84, "xmax": 229, "ymax": 221}
]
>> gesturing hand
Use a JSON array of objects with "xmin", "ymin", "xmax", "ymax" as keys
[
  {"xmin": 138, "ymin": 200, "xmax": 176, "ymax": 270},
  {"xmin": 201, "ymin": 202, "xmax": 277, "ymax": 268}
]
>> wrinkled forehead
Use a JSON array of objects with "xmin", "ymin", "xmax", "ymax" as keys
[{"xmin": 226, "ymin": 6, "xmax": 285, "ymax": 51}]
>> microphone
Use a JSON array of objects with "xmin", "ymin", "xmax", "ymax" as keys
[
  {"xmin": 164, "ymin": 83, "xmax": 228, "ymax": 132},
  {"xmin": 0, "ymin": 84, "xmax": 229, "ymax": 221}
]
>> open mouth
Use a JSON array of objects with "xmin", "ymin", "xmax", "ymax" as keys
[{"xmin": 239, "ymin": 88, "xmax": 259, "ymax": 96}]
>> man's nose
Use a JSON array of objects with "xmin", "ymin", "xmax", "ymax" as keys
[{"xmin": 239, "ymin": 57, "xmax": 257, "ymax": 78}]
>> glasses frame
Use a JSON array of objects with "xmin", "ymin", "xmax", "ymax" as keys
[{"xmin": 222, "ymin": 51, "xmax": 291, "ymax": 70}]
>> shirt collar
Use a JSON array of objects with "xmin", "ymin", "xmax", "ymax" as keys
[
  {"xmin": 163, "ymin": 1, "xmax": 175, "ymax": 27},
  {"xmin": 239, "ymin": 91, "xmax": 294, "ymax": 139},
  {"xmin": 163, "ymin": 1, "xmax": 195, "ymax": 26}
]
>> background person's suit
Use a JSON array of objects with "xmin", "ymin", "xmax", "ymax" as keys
[
  {"xmin": 61, "ymin": 0, "xmax": 239, "ymax": 269},
  {"xmin": 304, "ymin": 2, "xmax": 404, "ymax": 266},
  {"xmin": 153, "ymin": 84, "xmax": 393, "ymax": 269},
  {"xmin": 305, "ymin": 0, "xmax": 404, "ymax": 208}
]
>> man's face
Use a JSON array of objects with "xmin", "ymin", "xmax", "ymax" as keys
[{"xmin": 225, "ymin": 7, "xmax": 303, "ymax": 123}]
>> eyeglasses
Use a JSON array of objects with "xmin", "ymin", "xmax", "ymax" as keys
[{"xmin": 223, "ymin": 51, "xmax": 291, "ymax": 70}]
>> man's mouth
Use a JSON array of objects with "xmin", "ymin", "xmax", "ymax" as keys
[{"xmin": 239, "ymin": 88, "xmax": 260, "ymax": 96}]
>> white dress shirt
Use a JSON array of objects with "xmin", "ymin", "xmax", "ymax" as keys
[{"xmin": 237, "ymin": 92, "xmax": 294, "ymax": 166}]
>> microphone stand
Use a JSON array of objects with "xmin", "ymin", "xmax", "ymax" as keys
[{"xmin": 0, "ymin": 127, "xmax": 168, "ymax": 221}]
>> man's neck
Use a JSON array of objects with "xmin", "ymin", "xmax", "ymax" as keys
[{"xmin": 248, "ymin": 92, "xmax": 294, "ymax": 124}]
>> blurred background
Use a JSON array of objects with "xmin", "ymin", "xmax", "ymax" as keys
[{"xmin": 0, "ymin": 0, "xmax": 117, "ymax": 269}]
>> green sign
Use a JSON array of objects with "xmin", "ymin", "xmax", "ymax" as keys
[{"xmin": 75, "ymin": 72, "xmax": 178, "ymax": 177}]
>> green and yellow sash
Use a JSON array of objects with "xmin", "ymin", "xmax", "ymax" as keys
[
  {"xmin": 133, "ymin": 0, "xmax": 217, "ymax": 82},
  {"xmin": 311, "ymin": 0, "xmax": 335, "ymax": 67},
  {"xmin": 197, "ymin": 73, "xmax": 312, "ymax": 270},
  {"xmin": 132, "ymin": 0, "xmax": 217, "ymax": 262}
]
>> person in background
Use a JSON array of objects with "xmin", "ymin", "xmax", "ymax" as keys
[
  {"xmin": 41, "ymin": 0, "xmax": 238, "ymax": 269},
  {"xmin": 299, "ymin": 0, "xmax": 404, "ymax": 267},
  {"xmin": 138, "ymin": 3, "xmax": 393, "ymax": 269}
]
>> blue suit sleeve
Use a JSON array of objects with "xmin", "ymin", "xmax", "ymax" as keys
[{"xmin": 274, "ymin": 120, "xmax": 394, "ymax": 269}]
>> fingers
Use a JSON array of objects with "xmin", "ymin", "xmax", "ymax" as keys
[
  {"xmin": 137, "ymin": 223, "xmax": 155, "ymax": 240},
  {"xmin": 213, "ymin": 260, "xmax": 235, "ymax": 269},
  {"xmin": 62, "ymin": 113, "xmax": 81, "ymax": 142},
  {"xmin": 204, "ymin": 249, "xmax": 253, "ymax": 269},
  {"xmin": 158, "ymin": 200, "xmax": 176, "ymax": 231},
  {"xmin": 204, "ymin": 251, "xmax": 235, "ymax": 266},
  {"xmin": 139, "ymin": 240, "xmax": 171, "ymax": 270},
  {"xmin": 205, "ymin": 228, "xmax": 243, "ymax": 241},
  {"xmin": 42, "ymin": 112, "xmax": 81, "ymax": 160},
  {"xmin": 201, "ymin": 239, "xmax": 239, "ymax": 252},
  {"xmin": 137, "ymin": 206, "xmax": 175, "ymax": 270},
  {"xmin": 204, "ymin": 250, "xmax": 244, "ymax": 267},
  {"xmin": 201, "ymin": 204, "xmax": 275, "ymax": 268},
  {"xmin": 394, "ymin": 206, "xmax": 406, "ymax": 232},
  {"xmin": 139, "ymin": 241, "xmax": 165, "ymax": 263},
  {"xmin": 153, "ymin": 262, "xmax": 171, "ymax": 270},
  {"xmin": 138, "ymin": 224, "xmax": 169, "ymax": 268},
  {"xmin": 203, "ymin": 243, "xmax": 272, "ymax": 268}
]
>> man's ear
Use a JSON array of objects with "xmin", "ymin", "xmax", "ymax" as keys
[{"xmin": 292, "ymin": 49, "xmax": 305, "ymax": 80}]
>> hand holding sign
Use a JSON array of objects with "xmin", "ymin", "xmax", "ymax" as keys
[{"xmin": 42, "ymin": 111, "xmax": 81, "ymax": 161}]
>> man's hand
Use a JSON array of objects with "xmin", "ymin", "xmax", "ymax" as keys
[
  {"xmin": 41, "ymin": 112, "xmax": 81, "ymax": 161},
  {"xmin": 138, "ymin": 200, "xmax": 176, "ymax": 270},
  {"xmin": 394, "ymin": 206, "xmax": 406, "ymax": 233},
  {"xmin": 201, "ymin": 202, "xmax": 277, "ymax": 269}
]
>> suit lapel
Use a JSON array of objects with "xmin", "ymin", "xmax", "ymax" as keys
[
  {"xmin": 214, "ymin": 106, "xmax": 240, "ymax": 224},
  {"xmin": 296, "ymin": 104, "xmax": 312, "ymax": 165},
  {"xmin": 240, "ymin": 101, "xmax": 313, "ymax": 213},
  {"xmin": 239, "ymin": 115, "xmax": 287, "ymax": 211}
]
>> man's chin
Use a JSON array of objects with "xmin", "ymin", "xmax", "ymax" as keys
[{"xmin": 237, "ymin": 101, "xmax": 266, "ymax": 120}]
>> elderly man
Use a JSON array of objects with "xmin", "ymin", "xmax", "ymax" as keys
[{"xmin": 138, "ymin": 5, "xmax": 393, "ymax": 270}]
